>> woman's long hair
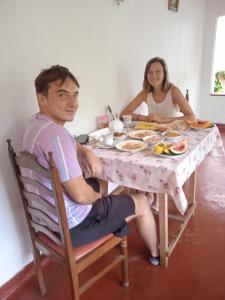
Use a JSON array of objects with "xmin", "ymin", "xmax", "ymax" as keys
[{"xmin": 143, "ymin": 57, "xmax": 173, "ymax": 93}]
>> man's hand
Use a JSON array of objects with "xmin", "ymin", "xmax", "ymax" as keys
[
  {"xmin": 83, "ymin": 150, "xmax": 102, "ymax": 177},
  {"xmin": 76, "ymin": 143, "xmax": 102, "ymax": 177}
]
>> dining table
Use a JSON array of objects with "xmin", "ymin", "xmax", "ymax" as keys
[{"xmin": 85, "ymin": 124, "xmax": 225, "ymax": 267}]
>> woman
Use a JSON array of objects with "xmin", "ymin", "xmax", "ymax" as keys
[{"xmin": 120, "ymin": 57, "xmax": 196, "ymax": 123}]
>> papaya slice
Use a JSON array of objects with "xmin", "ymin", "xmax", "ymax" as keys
[{"xmin": 187, "ymin": 120, "xmax": 213, "ymax": 129}]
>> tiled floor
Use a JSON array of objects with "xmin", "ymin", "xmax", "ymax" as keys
[{"xmin": 6, "ymin": 128, "xmax": 225, "ymax": 300}]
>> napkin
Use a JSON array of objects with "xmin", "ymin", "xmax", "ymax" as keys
[{"xmin": 88, "ymin": 127, "xmax": 110, "ymax": 141}]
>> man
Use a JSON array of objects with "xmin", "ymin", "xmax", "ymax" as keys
[{"xmin": 23, "ymin": 65, "xmax": 159, "ymax": 265}]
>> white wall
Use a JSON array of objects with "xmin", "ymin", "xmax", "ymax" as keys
[
  {"xmin": 200, "ymin": 0, "xmax": 225, "ymax": 123},
  {"xmin": 0, "ymin": 0, "xmax": 206, "ymax": 287}
]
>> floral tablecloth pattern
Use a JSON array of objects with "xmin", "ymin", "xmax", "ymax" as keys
[{"xmin": 87, "ymin": 126, "xmax": 224, "ymax": 214}]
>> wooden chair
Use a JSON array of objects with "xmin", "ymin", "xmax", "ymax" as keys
[{"xmin": 7, "ymin": 139, "xmax": 129, "ymax": 300}]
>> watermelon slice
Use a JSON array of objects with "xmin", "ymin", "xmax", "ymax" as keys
[{"xmin": 170, "ymin": 141, "xmax": 188, "ymax": 155}]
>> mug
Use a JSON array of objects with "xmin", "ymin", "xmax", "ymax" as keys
[{"xmin": 102, "ymin": 133, "xmax": 113, "ymax": 146}]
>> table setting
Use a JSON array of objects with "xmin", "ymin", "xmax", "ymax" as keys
[{"xmin": 83, "ymin": 117, "xmax": 224, "ymax": 267}]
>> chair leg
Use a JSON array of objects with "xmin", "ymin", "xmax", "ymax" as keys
[
  {"xmin": 67, "ymin": 263, "xmax": 80, "ymax": 300},
  {"xmin": 120, "ymin": 237, "xmax": 129, "ymax": 287},
  {"xmin": 33, "ymin": 246, "xmax": 46, "ymax": 296}
]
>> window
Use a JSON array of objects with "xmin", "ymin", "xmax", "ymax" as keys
[{"xmin": 211, "ymin": 16, "xmax": 225, "ymax": 95}]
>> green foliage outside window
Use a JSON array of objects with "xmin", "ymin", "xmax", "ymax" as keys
[{"xmin": 214, "ymin": 71, "xmax": 225, "ymax": 93}]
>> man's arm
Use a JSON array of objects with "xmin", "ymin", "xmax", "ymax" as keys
[
  {"xmin": 76, "ymin": 142, "xmax": 102, "ymax": 177},
  {"xmin": 63, "ymin": 175, "xmax": 101, "ymax": 204}
]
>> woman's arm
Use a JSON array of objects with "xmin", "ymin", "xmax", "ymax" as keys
[
  {"xmin": 172, "ymin": 86, "xmax": 196, "ymax": 120},
  {"xmin": 120, "ymin": 90, "xmax": 148, "ymax": 121},
  {"xmin": 147, "ymin": 86, "xmax": 197, "ymax": 123}
]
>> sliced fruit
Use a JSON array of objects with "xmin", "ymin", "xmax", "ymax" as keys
[
  {"xmin": 154, "ymin": 145, "xmax": 164, "ymax": 154},
  {"xmin": 163, "ymin": 146, "xmax": 171, "ymax": 154},
  {"xmin": 154, "ymin": 142, "xmax": 172, "ymax": 154},
  {"xmin": 187, "ymin": 120, "xmax": 213, "ymax": 129},
  {"xmin": 170, "ymin": 141, "xmax": 188, "ymax": 155},
  {"xmin": 157, "ymin": 142, "xmax": 167, "ymax": 148}
]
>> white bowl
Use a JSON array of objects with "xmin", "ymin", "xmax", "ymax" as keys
[
  {"xmin": 113, "ymin": 131, "xmax": 127, "ymax": 141},
  {"xmin": 162, "ymin": 131, "xmax": 182, "ymax": 142},
  {"xmin": 143, "ymin": 135, "xmax": 162, "ymax": 145}
]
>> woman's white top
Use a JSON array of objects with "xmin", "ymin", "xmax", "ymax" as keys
[{"xmin": 146, "ymin": 87, "xmax": 180, "ymax": 117}]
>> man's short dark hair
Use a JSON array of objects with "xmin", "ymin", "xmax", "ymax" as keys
[{"xmin": 35, "ymin": 65, "xmax": 79, "ymax": 96}]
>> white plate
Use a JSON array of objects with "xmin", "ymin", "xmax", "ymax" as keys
[
  {"xmin": 128, "ymin": 130, "xmax": 157, "ymax": 140},
  {"xmin": 96, "ymin": 141, "xmax": 115, "ymax": 149},
  {"xmin": 116, "ymin": 140, "xmax": 147, "ymax": 153},
  {"xmin": 190, "ymin": 124, "xmax": 215, "ymax": 130},
  {"xmin": 152, "ymin": 150, "xmax": 187, "ymax": 158}
]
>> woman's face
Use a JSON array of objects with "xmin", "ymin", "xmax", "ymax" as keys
[{"xmin": 147, "ymin": 62, "xmax": 164, "ymax": 89}]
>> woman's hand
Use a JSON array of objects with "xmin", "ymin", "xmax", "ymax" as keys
[{"xmin": 148, "ymin": 114, "xmax": 164, "ymax": 123}]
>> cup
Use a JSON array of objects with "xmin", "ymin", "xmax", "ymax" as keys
[
  {"xmin": 122, "ymin": 115, "xmax": 132, "ymax": 127},
  {"xmin": 102, "ymin": 133, "xmax": 114, "ymax": 146}
]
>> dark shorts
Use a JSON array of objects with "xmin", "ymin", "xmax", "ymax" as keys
[{"xmin": 70, "ymin": 178, "xmax": 135, "ymax": 247}]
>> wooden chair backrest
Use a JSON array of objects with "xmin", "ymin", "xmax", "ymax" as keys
[{"xmin": 7, "ymin": 139, "xmax": 74, "ymax": 258}]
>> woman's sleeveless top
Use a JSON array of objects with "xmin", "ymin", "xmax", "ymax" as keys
[{"xmin": 146, "ymin": 88, "xmax": 180, "ymax": 117}]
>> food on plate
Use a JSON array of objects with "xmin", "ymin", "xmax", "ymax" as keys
[
  {"xmin": 153, "ymin": 142, "xmax": 167, "ymax": 154},
  {"xmin": 134, "ymin": 121, "xmax": 160, "ymax": 131},
  {"xmin": 153, "ymin": 140, "xmax": 188, "ymax": 155},
  {"xmin": 164, "ymin": 131, "xmax": 180, "ymax": 137},
  {"xmin": 121, "ymin": 142, "xmax": 144, "ymax": 151},
  {"xmin": 129, "ymin": 130, "xmax": 156, "ymax": 139},
  {"xmin": 186, "ymin": 120, "xmax": 213, "ymax": 129},
  {"xmin": 143, "ymin": 135, "xmax": 162, "ymax": 144},
  {"xmin": 133, "ymin": 132, "xmax": 149, "ymax": 138},
  {"xmin": 162, "ymin": 131, "xmax": 182, "ymax": 142},
  {"xmin": 158, "ymin": 126, "xmax": 172, "ymax": 132},
  {"xmin": 169, "ymin": 120, "xmax": 189, "ymax": 131},
  {"xmin": 113, "ymin": 131, "xmax": 126, "ymax": 137},
  {"xmin": 170, "ymin": 141, "xmax": 188, "ymax": 155}
]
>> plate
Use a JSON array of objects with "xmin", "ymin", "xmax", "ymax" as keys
[
  {"xmin": 152, "ymin": 142, "xmax": 187, "ymax": 157},
  {"xmin": 128, "ymin": 130, "xmax": 157, "ymax": 140},
  {"xmin": 96, "ymin": 141, "xmax": 115, "ymax": 149},
  {"xmin": 190, "ymin": 124, "xmax": 215, "ymax": 130},
  {"xmin": 187, "ymin": 120, "xmax": 214, "ymax": 130},
  {"xmin": 152, "ymin": 150, "xmax": 187, "ymax": 158},
  {"xmin": 134, "ymin": 121, "xmax": 160, "ymax": 131},
  {"xmin": 116, "ymin": 140, "xmax": 147, "ymax": 153}
]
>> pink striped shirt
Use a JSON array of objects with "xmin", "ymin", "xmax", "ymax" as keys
[{"xmin": 22, "ymin": 113, "xmax": 92, "ymax": 228}]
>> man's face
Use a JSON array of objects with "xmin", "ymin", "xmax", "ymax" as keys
[{"xmin": 38, "ymin": 77, "xmax": 79, "ymax": 126}]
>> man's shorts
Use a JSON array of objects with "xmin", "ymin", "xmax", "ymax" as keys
[{"xmin": 69, "ymin": 178, "xmax": 135, "ymax": 247}]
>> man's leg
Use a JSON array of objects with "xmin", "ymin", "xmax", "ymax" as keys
[{"xmin": 126, "ymin": 193, "xmax": 158, "ymax": 258}]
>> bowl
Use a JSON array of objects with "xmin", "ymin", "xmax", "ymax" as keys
[
  {"xmin": 143, "ymin": 135, "xmax": 162, "ymax": 145},
  {"xmin": 162, "ymin": 131, "xmax": 182, "ymax": 142},
  {"xmin": 113, "ymin": 131, "xmax": 127, "ymax": 141}
]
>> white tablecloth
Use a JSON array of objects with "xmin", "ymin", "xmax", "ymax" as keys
[{"xmin": 86, "ymin": 126, "xmax": 224, "ymax": 214}]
